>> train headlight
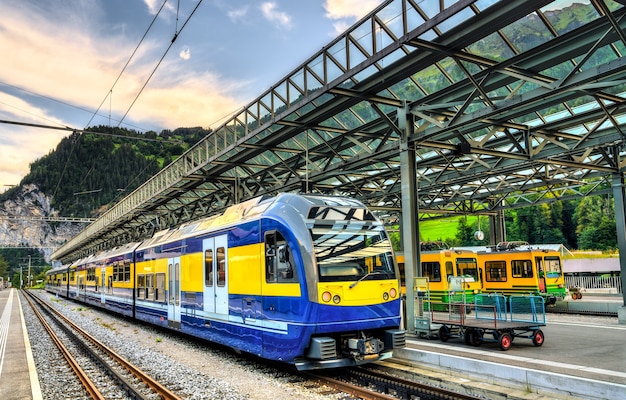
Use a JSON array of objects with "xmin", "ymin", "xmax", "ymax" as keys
[
  {"xmin": 333, "ymin": 295, "xmax": 341, "ymax": 304},
  {"xmin": 558, "ymin": 284, "xmax": 563, "ymax": 288},
  {"xmin": 474, "ymin": 289, "xmax": 479, "ymax": 294},
  {"xmin": 322, "ymin": 291, "xmax": 332, "ymax": 302},
  {"xmin": 383, "ymin": 292, "xmax": 389, "ymax": 301},
  {"xmin": 390, "ymin": 288, "xmax": 397, "ymax": 298}
]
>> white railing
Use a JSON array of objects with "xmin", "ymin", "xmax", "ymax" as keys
[{"xmin": 565, "ymin": 276, "xmax": 622, "ymax": 294}]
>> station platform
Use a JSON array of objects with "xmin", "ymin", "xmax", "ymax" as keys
[
  {"xmin": 393, "ymin": 298, "xmax": 626, "ymax": 400},
  {"xmin": 0, "ymin": 288, "xmax": 42, "ymax": 400}
]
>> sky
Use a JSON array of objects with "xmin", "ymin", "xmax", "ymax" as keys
[{"xmin": 0, "ymin": 0, "xmax": 386, "ymax": 192}]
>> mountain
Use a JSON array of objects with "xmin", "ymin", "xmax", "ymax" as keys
[{"xmin": 0, "ymin": 126, "xmax": 210, "ymax": 269}]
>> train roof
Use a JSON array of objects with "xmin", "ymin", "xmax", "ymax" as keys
[{"xmin": 136, "ymin": 193, "xmax": 373, "ymax": 251}]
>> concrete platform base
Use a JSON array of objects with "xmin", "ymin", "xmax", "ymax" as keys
[{"xmin": 619, "ymin": 305, "xmax": 626, "ymax": 325}]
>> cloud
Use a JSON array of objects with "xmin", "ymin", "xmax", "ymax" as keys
[
  {"xmin": 323, "ymin": 0, "xmax": 386, "ymax": 35},
  {"xmin": 179, "ymin": 47, "xmax": 191, "ymax": 60},
  {"xmin": 0, "ymin": 1, "xmax": 246, "ymax": 188},
  {"xmin": 260, "ymin": 2, "xmax": 293, "ymax": 29},
  {"xmin": 324, "ymin": 0, "xmax": 384, "ymax": 20},
  {"xmin": 0, "ymin": 93, "xmax": 69, "ymax": 187},
  {"xmin": 227, "ymin": 6, "xmax": 249, "ymax": 22},
  {"xmin": 143, "ymin": 0, "xmax": 175, "ymax": 15}
]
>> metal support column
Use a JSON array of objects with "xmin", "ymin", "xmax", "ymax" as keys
[
  {"xmin": 488, "ymin": 200, "xmax": 506, "ymax": 245},
  {"xmin": 611, "ymin": 173, "xmax": 626, "ymax": 324},
  {"xmin": 399, "ymin": 104, "xmax": 420, "ymax": 331}
]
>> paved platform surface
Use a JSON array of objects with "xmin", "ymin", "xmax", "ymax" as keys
[
  {"xmin": 395, "ymin": 298, "xmax": 626, "ymax": 399},
  {"xmin": 0, "ymin": 288, "xmax": 42, "ymax": 400}
]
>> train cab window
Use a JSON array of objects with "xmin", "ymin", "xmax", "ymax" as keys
[
  {"xmin": 512, "ymin": 259, "xmax": 533, "ymax": 278},
  {"xmin": 456, "ymin": 258, "xmax": 478, "ymax": 281},
  {"xmin": 205, "ymin": 249, "xmax": 214, "ymax": 286},
  {"xmin": 421, "ymin": 261, "xmax": 441, "ymax": 282},
  {"xmin": 265, "ymin": 231, "xmax": 298, "ymax": 283},
  {"xmin": 485, "ymin": 261, "xmax": 507, "ymax": 281},
  {"xmin": 543, "ymin": 256, "xmax": 562, "ymax": 277}
]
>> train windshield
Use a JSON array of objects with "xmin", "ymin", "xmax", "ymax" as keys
[
  {"xmin": 307, "ymin": 206, "xmax": 395, "ymax": 282},
  {"xmin": 543, "ymin": 256, "xmax": 562, "ymax": 278}
]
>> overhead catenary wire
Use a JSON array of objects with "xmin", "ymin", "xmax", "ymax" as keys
[
  {"xmin": 117, "ymin": 0, "xmax": 204, "ymax": 128},
  {"xmin": 85, "ymin": 0, "xmax": 169, "ymax": 129}
]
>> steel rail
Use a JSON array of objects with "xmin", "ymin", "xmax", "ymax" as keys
[
  {"xmin": 25, "ymin": 290, "xmax": 182, "ymax": 400},
  {"xmin": 22, "ymin": 291, "xmax": 104, "ymax": 399}
]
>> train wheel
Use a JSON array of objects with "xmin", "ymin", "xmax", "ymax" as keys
[
  {"xmin": 532, "ymin": 330, "xmax": 545, "ymax": 347},
  {"xmin": 439, "ymin": 325, "xmax": 450, "ymax": 342},
  {"xmin": 499, "ymin": 333, "xmax": 512, "ymax": 351}
]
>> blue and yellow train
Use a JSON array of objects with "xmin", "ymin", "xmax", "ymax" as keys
[{"xmin": 46, "ymin": 193, "xmax": 405, "ymax": 370}]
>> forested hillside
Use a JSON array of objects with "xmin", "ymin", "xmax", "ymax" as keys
[{"xmin": 0, "ymin": 125, "xmax": 210, "ymax": 217}]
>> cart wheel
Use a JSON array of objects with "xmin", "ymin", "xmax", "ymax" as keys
[
  {"xmin": 439, "ymin": 325, "xmax": 450, "ymax": 342},
  {"xmin": 499, "ymin": 332, "xmax": 512, "ymax": 351},
  {"xmin": 532, "ymin": 329, "xmax": 545, "ymax": 347},
  {"xmin": 471, "ymin": 329, "xmax": 483, "ymax": 346},
  {"xmin": 464, "ymin": 328, "xmax": 473, "ymax": 345}
]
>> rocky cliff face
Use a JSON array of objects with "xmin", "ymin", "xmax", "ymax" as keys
[{"xmin": 0, "ymin": 184, "xmax": 84, "ymax": 263}]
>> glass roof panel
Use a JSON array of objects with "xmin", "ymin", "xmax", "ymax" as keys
[
  {"xmin": 500, "ymin": 12, "xmax": 556, "ymax": 53},
  {"xmin": 540, "ymin": 1, "xmax": 600, "ymax": 36},
  {"xmin": 466, "ymin": 31, "xmax": 516, "ymax": 61}
]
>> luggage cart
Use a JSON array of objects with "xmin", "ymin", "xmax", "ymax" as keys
[
  {"xmin": 431, "ymin": 294, "xmax": 546, "ymax": 350},
  {"xmin": 414, "ymin": 277, "xmax": 439, "ymax": 338}
]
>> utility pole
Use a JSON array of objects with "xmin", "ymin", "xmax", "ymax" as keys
[{"xmin": 28, "ymin": 255, "xmax": 31, "ymax": 287}]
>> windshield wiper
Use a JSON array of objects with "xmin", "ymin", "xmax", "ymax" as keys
[{"xmin": 349, "ymin": 271, "xmax": 382, "ymax": 289}]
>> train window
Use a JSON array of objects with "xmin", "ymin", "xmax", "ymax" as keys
[
  {"xmin": 113, "ymin": 263, "xmax": 121, "ymax": 282},
  {"xmin": 485, "ymin": 261, "xmax": 507, "ymax": 282},
  {"xmin": 87, "ymin": 268, "xmax": 96, "ymax": 282},
  {"xmin": 512, "ymin": 260, "xmax": 533, "ymax": 278},
  {"xmin": 265, "ymin": 231, "xmax": 298, "ymax": 283},
  {"xmin": 205, "ymin": 249, "xmax": 214, "ymax": 286},
  {"xmin": 124, "ymin": 261, "xmax": 131, "ymax": 282},
  {"xmin": 146, "ymin": 274, "xmax": 155, "ymax": 300},
  {"xmin": 217, "ymin": 247, "xmax": 226, "ymax": 287},
  {"xmin": 456, "ymin": 258, "xmax": 478, "ymax": 281},
  {"xmin": 421, "ymin": 262, "xmax": 441, "ymax": 282},
  {"xmin": 137, "ymin": 274, "xmax": 145, "ymax": 299},
  {"xmin": 543, "ymin": 256, "xmax": 562, "ymax": 277},
  {"xmin": 445, "ymin": 261, "xmax": 453, "ymax": 276},
  {"xmin": 155, "ymin": 273, "xmax": 165, "ymax": 302}
]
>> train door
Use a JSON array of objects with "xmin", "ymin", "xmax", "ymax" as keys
[
  {"xmin": 100, "ymin": 268, "xmax": 106, "ymax": 304},
  {"xmin": 167, "ymin": 257, "xmax": 181, "ymax": 329},
  {"xmin": 78, "ymin": 275, "xmax": 86, "ymax": 301},
  {"xmin": 536, "ymin": 256, "xmax": 546, "ymax": 293},
  {"xmin": 203, "ymin": 235, "xmax": 229, "ymax": 319}
]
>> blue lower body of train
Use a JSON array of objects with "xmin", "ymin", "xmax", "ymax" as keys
[{"xmin": 45, "ymin": 284, "xmax": 404, "ymax": 369}]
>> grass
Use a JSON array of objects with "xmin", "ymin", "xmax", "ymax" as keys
[{"xmin": 419, "ymin": 216, "xmax": 479, "ymax": 242}]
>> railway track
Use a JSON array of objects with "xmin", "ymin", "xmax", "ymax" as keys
[
  {"xmin": 306, "ymin": 366, "xmax": 481, "ymax": 400},
  {"xmin": 23, "ymin": 290, "xmax": 181, "ymax": 400}
]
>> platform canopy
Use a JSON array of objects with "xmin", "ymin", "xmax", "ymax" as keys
[{"xmin": 53, "ymin": 0, "xmax": 626, "ymax": 262}]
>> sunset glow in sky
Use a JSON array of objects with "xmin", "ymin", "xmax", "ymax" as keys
[{"xmin": 0, "ymin": 0, "xmax": 385, "ymax": 190}]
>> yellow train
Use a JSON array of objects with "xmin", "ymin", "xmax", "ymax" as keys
[
  {"xmin": 397, "ymin": 242, "xmax": 566, "ymax": 305},
  {"xmin": 396, "ymin": 243, "xmax": 482, "ymax": 307},
  {"xmin": 476, "ymin": 242, "xmax": 566, "ymax": 304}
]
